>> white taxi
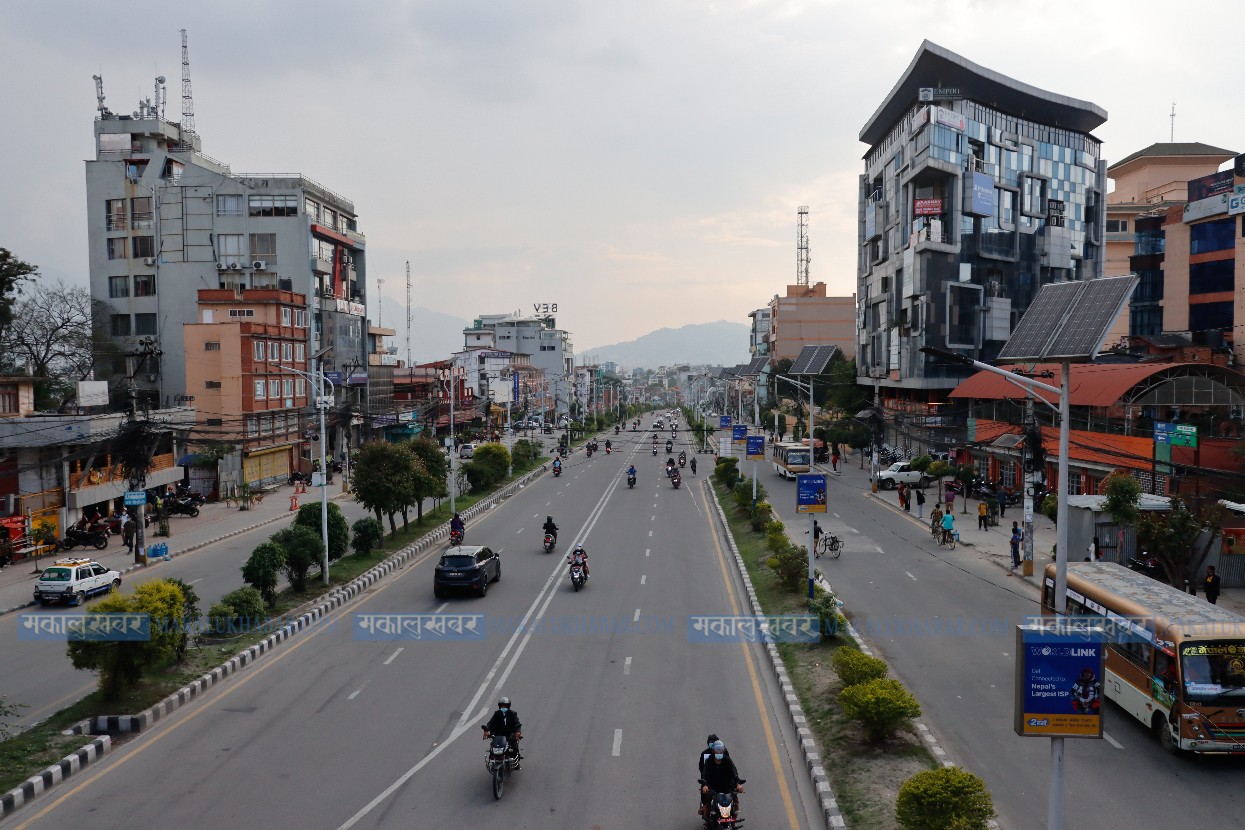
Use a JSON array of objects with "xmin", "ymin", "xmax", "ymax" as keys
[{"xmin": 33, "ymin": 558, "xmax": 122, "ymax": 607}]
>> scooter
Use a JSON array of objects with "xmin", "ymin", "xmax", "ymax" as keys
[
  {"xmin": 627, "ymin": 474, "xmax": 637, "ymax": 489},
  {"xmin": 672, "ymin": 473, "xmax": 682, "ymax": 490},
  {"xmin": 543, "ymin": 533, "xmax": 556, "ymax": 553},
  {"xmin": 450, "ymin": 528, "xmax": 465, "ymax": 546},
  {"xmin": 605, "ymin": 446, "xmax": 612, "ymax": 455},
  {"xmin": 652, "ymin": 447, "xmax": 658, "ymax": 456},
  {"xmin": 679, "ymin": 453, "xmax": 686, "ymax": 468},
  {"xmin": 60, "ymin": 524, "xmax": 110, "ymax": 551},
  {"xmin": 164, "ymin": 497, "xmax": 200, "ymax": 518},
  {"xmin": 569, "ymin": 560, "xmax": 586, "ymax": 591},
  {"xmin": 553, "ymin": 465, "xmax": 562, "ymax": 477}
]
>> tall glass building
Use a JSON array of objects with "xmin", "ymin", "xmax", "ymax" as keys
[{"xmin": 856, "ymin": 41, "xmax": 1108, "ymax": 392}]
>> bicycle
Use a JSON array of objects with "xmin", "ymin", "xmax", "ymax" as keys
[
  {"xmin": 938, "ymin": 528, "xmax": 958, "ymax": 550},
  {"xmin": 816, "ymin": 534, "xmax": 843, "ymax": 560}
]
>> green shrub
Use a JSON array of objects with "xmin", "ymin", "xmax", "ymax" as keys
[
  {"xmin": 220, "ymin": 586, "xmax": 266, "ymax": 624},
  {"xmin": 67, "ymin": 580, "xmax": 186, "ymax": 698},
  {"xmin": 838, "ymin": 678, "xmax": 921, "ymax": 741},
  {"xmin": 765, "ymin": 520, "xmax": 788, "ymax": 554},
  {"xmin": 832, "ymin": 647, "xmax": 888, "ymax": 687},
  {"xmin": 809, "ymin": 589, "xmax": 843, "ymax": 640},
  {"xmin": 351, "ymin": 517, "xmax": 385, "ymax": 557},
  {"xmin": 895, "ymin": 767, "xmax": 996, "ymax": 830},
  {"xmin": 462, "ymin": 460, "xmax": 497, "ymax": 492},
  {"xmin": 241, "ymin": 541, "xmax": 286, "ymax": 607},
  {"xmin": 473, "ymin": 442, "xmax": 512, "ymax": 482},
  {"xmin": 765, "ymin": 541, "xmax": 808, "ymax": 592},
  {"xmin": 165, "ymin": 578, "xmax": 201, "ymax": 661},
  {"xmin": 206, "ymin": 602, "xmax": 237, "ymax": 635},
  {"xmin": 732, "ymin": 479, "xmax": 753, "ymax": 509},
  {"xmin": 750, "ymin": 501, "xmax": 773, "ymax": 532},
  {"xmin": 295, "ymin": 501, "xmax": 349, "ymax": 561},
  {"xmin": 271, "ymin": 525, "xmax": 324, "ymax": 593},
  {"xmin": 714, "ymin": 457, "xmax": 739, "ymax": 486}
]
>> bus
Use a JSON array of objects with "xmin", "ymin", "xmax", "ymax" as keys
[
  {"xmin": 1042, "ymin": 562, "xmax": 1245, "ymax": 754},
  {"xmin": 772, "ymin": 442, "xmax": 811, "ymax": 479}
]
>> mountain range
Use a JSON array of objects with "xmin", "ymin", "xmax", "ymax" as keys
[{"xmin": 371, "ymin": 299, "xmax": 750, "ymax": 370}]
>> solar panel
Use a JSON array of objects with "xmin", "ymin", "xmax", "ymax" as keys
[
  {"xmin": 741, "ymin": 356, "xmax": 769, "ymax": 376},
  {"xmin": 790, "ymin": 344, "xmax": 838, "ymax": 376},
  {"xmin": 997, "ymin": 276, "xmax": 1136, "ymax": 362}
]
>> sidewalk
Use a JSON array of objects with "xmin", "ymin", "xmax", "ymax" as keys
[
  {"xmin": 0, "ymin": 481, "xmax": 339, "ymax": 615},
  {"xmin": 862, "ymin": 481, "xmax": 1245, "ymax": 617}
]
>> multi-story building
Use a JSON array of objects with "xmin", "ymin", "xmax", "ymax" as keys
[
  {"xmin": 182, "ymin": 288, "xmax": 311, "ymax": 488},
  {"xmin": 463, "ymin": 313, "xmax": 573, "ymax": 415},
  {"xmin": 747, "ymin": 307, "xmax": 771, "ymax": 357},
  {"xmin": 856, "ymin": 40, "xmax": 1107, "ymax": 394},
  {"xmin": 85, "ymin": 86, "xmax": 367, "ymax": 424},
  {"xmin": 766, "ymin": 284, "xmax": 856, "ymax": 362}
]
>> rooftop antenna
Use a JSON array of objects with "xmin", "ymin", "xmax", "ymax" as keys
[
  {"xmin": 796, "ymin": 206, "xmax": 810, "ymax": 286},
  {"xmin": 1169, "ymin": 102, "xmax": 1176, "ymax": 143},
  {"xmin": 179, "ymin": 28, "xmax": 196, "ymax": 142},
  {"xmin": 92, "ymin": 74, "xmax": 111, "ymax": 117},
  {"xmin": 155, "ymin": 76, "xmax": 166, "ymax": 120},
  {"xmin": 377, "ymin": 277, "xmax": 384, "ymax": 327},
  {"xmin": 405, "ymin": 260, "xmax": 412, "ymax": 370}
]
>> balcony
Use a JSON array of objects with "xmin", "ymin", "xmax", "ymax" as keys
[{"xmin": 67, "ymin": 452, "xmax": 181, "ymax": 509}]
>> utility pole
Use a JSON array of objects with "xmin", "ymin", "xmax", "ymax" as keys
[
  {"xmin": 124, "ymin": 337, "xmax": 162, "ymax": 565},
  {"xmin": 1023, "ymin": 397, "xmax": 1036, "ymax": 576}
]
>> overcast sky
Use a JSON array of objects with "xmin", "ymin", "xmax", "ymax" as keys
[{"xmin": 3, "ymin": 0, "xmax": 1242, "ymax": 352}]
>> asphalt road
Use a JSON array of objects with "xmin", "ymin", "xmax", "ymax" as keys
[
  {"xmin": 778, "ymin": 461, "xmax": 1245, "ymax": 830},
  {"xmin": 2, "ymin": 497, "xmax": 376, "ymax": 731},
  {"xmin": 3, "ymin": 418, "xmax": 824, "ymax": 829}
]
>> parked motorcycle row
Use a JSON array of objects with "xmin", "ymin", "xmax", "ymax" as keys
[{"xmin": 58, "ymin": 483, "xmax": 210, "ymax": 550}]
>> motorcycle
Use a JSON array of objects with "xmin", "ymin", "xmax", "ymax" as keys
[
  {"xmin": 569, "ymin": 560, "xmax": 586, "ymax": 591},
  {"xmin": 665, "ymin": 441, "xmax": 673, "ymax": 453},
  {"xmin": 106, "ymin": 512, "xmax": 151, "ymax": 535},
  {"xmin": 586, "ymin": 446, "xmax": 594, "ymax": 457},
  {"xmin": 652, "ymin": 447, "xmax": 658, "ymax": 456},
  {"xmin": 1129, "ymin": 553, "xmax": 1166, "ymax": 583},
  {"xmin": 627, "ymin": 474, "xmax": 636, "ymax": 489},
  {"xmin": 672, "ymin": 473, "xmax": 682, "ymax": 489},
  {"xmin": 482, "ymin": 728, "xmax": 520, "ymax": 800},
  {"xmin": 553, "ymin": 466, "xmax": 562, "ymax": 477},
  {"xmin": 60, "ymin": 525, "xmax": 110, "ymax": 551},
  {"xmin": 450, "ymin": 527, "xmax": 465, "ymax": 546},
  {"xmin": 699, "ymin": 779, "xmax": 746, "ymax": 828},
  {"xmin": 605, "ymin": 446, "xmax": 612, "ymax": 455},
  {"xmin": 543, "ymin": 533, "xmax": 556, "ymax": 553},
  {"xmin": 164, "ymin": 496, "xmax": 200, "ymax": 518},
  {"xmin": 679, "ymin": 453, "xmax": 686, "ymax": 468},
  {"xmin": 615, "ymin": 426, "xmax": 620, "ymax": 435},
  {"xmin": 173, "ymin": 484, "xmax": 206, "ymax": 506}
]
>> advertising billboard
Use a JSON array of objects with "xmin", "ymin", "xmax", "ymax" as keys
[
  {"xmin": 914, "ymin": 198, "xmax": 943, "ymax": 216},
  {"xmin": 719, "ymin": 415, "xmax": 732, "ymax": 429},
  {"xmin": 732, "ymin": 424, "xmax": 748, "ymax": 443},
  {"xmin": 1014, "ymin": 623, "xmax": 1106, "ymax": 739},
  {"xmin": 746, "ymin": 435, "xmax": 765, "ymax": 460},
  {"xmin": 934, "ymin": 106, "xmax": 965, "ymax": 132},
  {"xmin": 796, "ymin": 474, "xmax": 827, "ymax": 514},
  {"xmin": 967, "ymin": 172, "xmax": 997, "ymax": 217},
  {"xmin": 1188, "ymin": 169, "xmax": 1234, "ymax": 202},
  {"xmin": 1229, "ymin": 184, "xmax": 1245, "ymax": 217}
]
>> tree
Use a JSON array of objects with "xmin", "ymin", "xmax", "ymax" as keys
[
  {"xmin": 1136, "ymin": 497, "xmax": 1225, "ymax": 589},
  {"xmin": 404, "ymin": 436, "xmax": 449, "ymax": 524},
  {"xmin": 295, "ymin": 501, "xmax": 348, "ymax": 561},
  {"xmin": 926, "ymin": 460, "xmax": 952, "ymax": 496},
  {"xmin": 1102, "ymin": 472, "xmax": 1142, "ymax": 530},
  {"xmin": 472, "ymin": 442, "xmax": 511, "ymax": 486},
  {"xmin": 0, "ymin": 248, "xmax": 36, "ymax": 340},
  {"xmin": 165, "ymin": 578, "xmax": 201, "ymax": 662},
  {"xmin": 351, "ymin": 517, "xmax": 385, "ymax": 557},
  {"xmin": 822, "ymin": 356, "xmax": 869, "ymax": 415},
  {"xmin": 352, "ymin": 441, "xmax": 416, "ymax": 534},
  {"xmin": 67, "ymin": 580, "xmax": 185, "ymax": 698},
  {"xmin": 242, "ymin": 541, "xmax": 286, "ymax": 607},
  {"xmin": 271, "ymin": 525, "xmax": 324, "ymax": 593},
  {"xmin": 0, "ymin": 282, "xmax": 98, "ymax": 410}
]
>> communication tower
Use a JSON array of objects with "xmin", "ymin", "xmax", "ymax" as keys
[
  {"xmin": 179, "ymin": 29, "xmax": 196, "ymax": 141},
  {"xmin": 405, "ymin": 260, "xmax": 412, "ymax": 370},
  {"xmin": 796, "ymin": 206, "xmax": 810, "ymax": 286}
]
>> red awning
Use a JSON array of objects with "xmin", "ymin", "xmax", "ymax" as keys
[{"xmin": 949, "ymin": 362, "xmax": 1200, "ymax": 408}]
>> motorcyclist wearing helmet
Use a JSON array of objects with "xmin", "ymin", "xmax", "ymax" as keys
[
  {"xmin": 698, "ymin": 733, "xmax": 732, "ymax": 776},
  {"xmin": 626, "ymin": 465, "xmax": 637, "ymax": 480},
  {"xmin": 481, "ymin": 697, "xmax": 523, "ymax": 769},
  {"xmin": 552, "ymin": 456, "xmax": 562, "ymax": 472},
  {"xmin": 604, "ymin": 439, "xmax": 612, "ymax": 450},
  {"xmin": 568, "ymin": 543, "xmax": 589, "ymax": 579},
  {"xmin": 542, "ymin": 515, "xmax": 558, "ymax": 543},
  {"xmin": 700, "ymin": 739, "xmax": 743, "ymax": 814}
]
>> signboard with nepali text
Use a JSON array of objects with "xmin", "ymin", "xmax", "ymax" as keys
[{"xmin": 1014, "ymin": 622, "xmax": 1105, "ymax": 739}]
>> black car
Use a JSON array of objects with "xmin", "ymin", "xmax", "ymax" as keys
[{"xmin": 434, "ymin": 545, "xmax": 501, "ymax": 598}]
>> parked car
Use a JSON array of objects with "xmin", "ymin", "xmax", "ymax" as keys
[
  {"xmin": 459, "ymin": 443, "xmax": 475, "ymax": 459},
  {"xmin": 33, "ymin": 557, "xmax": 121, "ymax": 606},
  {"xmin": 877, "ymin": 462, "xmax": 931, "ymax": 490},
  {"xmin": 433, "ymin": 545, "xmax": 501, "ymax": 598}
]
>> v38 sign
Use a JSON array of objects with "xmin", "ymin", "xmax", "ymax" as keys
[{"xmin": 533, "ymin": 303, "xmax": 558, "ymax": 314}]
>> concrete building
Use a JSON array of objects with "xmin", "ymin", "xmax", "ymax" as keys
[
  {"xmin": 766, "ymin": 284, "xmax": 856, "ymax": 362},
  {"xmin": 85, "ymin": 87, "xmax": 367, "ymax": 420},
  {"xmin": 747, "ymin": 307, "xmax": 772, "ymax": 357},
  {"xmin": 182, "ymin": 288, "xmax": 311, "ymax": 489},
  {"xmin": 463, "ymin": 313, "xmax": 574, "ymax": 415},
  {"xmin": 856, "ymin": 40, "xmax": 1107, "ymax": 394}
]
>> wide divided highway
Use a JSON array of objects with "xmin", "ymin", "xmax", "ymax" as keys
[{"xmin": 4, "ymin": 417, "xmax": 823, "ymax": 829}]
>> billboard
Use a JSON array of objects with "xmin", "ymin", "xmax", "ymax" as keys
[
  {"xmin": 1014, "ymin": 623, "xmax": 1105, "ymax": 739},
  {"xmin": 76, "ymin": 381, "xmax": 109, "ymax": 408},
  {"xmin": 1228, "ymin": 184, "xmax": 1245, "ymax": 217},
  {"xmin": 732, "ymin": 424, "xmax": 748, "ymax": 443},
  {"xmin": 796, "ymin": 474, "xmax": 827, "ymax": 514},
  {"xmin": 934, "ymin": 106, "xmax": 965, "ymax": 132},
  {"xmin": 1188, "ymin": 169, "xmax": 1234, "ymax": 202},
  {"xmin": 746, "ymin": 435, "xmax": 765, "ymax": 460},
  {"xmin": 719, "ymin": 415, "xmax": 732, "ymax": 429},
  {"xmin": 914, "ymin": 198, "xmax": 943, "ymax": 216},
  {"xmin": 1184, "ymin": 193, "xmax": 1229, "ymax": 222},
  {"xmin": 967, "ymin": 172, "xmax": 996, "ymax": 217}
]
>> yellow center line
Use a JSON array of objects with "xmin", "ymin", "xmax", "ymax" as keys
[{"xmin": 698, "ymin": 483, "xmax": 801, "ymax": 830}]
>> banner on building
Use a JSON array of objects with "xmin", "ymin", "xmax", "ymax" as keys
[
  {"xmin": 1188, "ymin": 169, "xmax": 1234, "ymax": 201},
  {"xmin": 914, "ymin": 198, "xmax": 943, "ymax": 216}
]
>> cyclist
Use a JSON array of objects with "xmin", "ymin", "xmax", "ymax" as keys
[{"xmin": 940, "ymin": 510, "xmax": 956, "ymax": 546}]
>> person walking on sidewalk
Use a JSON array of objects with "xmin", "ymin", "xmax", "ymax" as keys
[
  {"xmin": 944, "ymin": 485, "xmax": 956, "ymax": 515},
  {"xmin": 1009, "ymin": 522, "xmax": 1023, "ymax": 570},
  {"xmin": 978, "ymin": 500, "xmax": 989, "ymax": 531},
  {"xmin": 915, "ymin": 488, "xmax": 926, "ymax": 519},
  {"xmin": 1203, "ymin": 566, "xmax": 1222, "ymax": 605},
  {"xmin": 996, "ymin": 488, "xmax": 1007, "ymax": 520}
]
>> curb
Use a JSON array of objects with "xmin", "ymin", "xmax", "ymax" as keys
[
  {"xmin": 0, "ymin": 467, "xmax": 546, "ymax": 819},
  {"xmin": 704, "ymin": 480, "xmax": 844, "ymax": 830}
]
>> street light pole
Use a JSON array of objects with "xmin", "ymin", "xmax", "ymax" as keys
[{"xmin": 277, "ymin": 362, "xmax": 333, "ymax": 586}]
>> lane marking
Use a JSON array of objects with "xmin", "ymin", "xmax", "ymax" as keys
[
  {"xmin": 906, "ymin": 572, "xmax": 916, "ymax": 581},
  {"xmin": 640, "ymin": 575, "xmax": 646, "ymax": 585},
  {"xmin": 645, "ymin": 548, "xmax": 650, "ymax": 557},
  {"xmin": 633, "ymin": 609, "xmax": 641, "ymax": 622},
  {"xmin": 875, "ymin": 545, "xmax": 885, "ymax": 553},
  {"xmin": 383, "ymin": 647, "xmax": 404, "ymax": 666},
  {"xmin": 433, "ymin": 602, "xmax": 448, "ymax": 614},
  {"xmin": 347, "ymin": 681, "xmax": 369, "ymax": 700},
  {"xmin": 651, "ymin": 515, "xmax": 656, "ymax": 521},
  {"xmin": 648, "ymin": 530, "xmax": 653, "ymax": 537},
  {"xmin": 1104, "ymin": 731, "xmax": 1124, "ymax": 750},
  {"xmin": 850, "ymin": 528, "xmax": 860, "ymax": 534},
  {"xmin": 516, "ymin": 527, "xmax": 524, "ymax": 534},
  {"xmin": 187, "ymin": 578, "xmax": 203, "ymax": 585},
  {"xmin": 612, "ymin": 728, "xmax": 623, "ymax": 757},
  {"xmin": 623, "ymin": 657, "xmax": 632, "ymax": 675},
  {"xmin": 832, "ymin": 513, "xmax": 840, "ymax": 518}
]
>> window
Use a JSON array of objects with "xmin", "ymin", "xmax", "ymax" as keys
[
  {"xmin": 1190, "ymin": 218, "xmax": 1236, "ymax": 255},
  {"xmin": 205, "ymin": 380, "xmax": 222, "ymax": 389},
  {"xmin": 133, "ymin": 274, "xmax": 156, "ymax": 297},
  {"xmin": 323, "ymin": 208, "xmax": 337, "ymax": 229},
  {"xmin": 253, "ymin": 341, "xmax": 266, "ymax": 361},
  {"xmin": 110, "ymin": 314, "xmax": 131, "ymax": 336},
  {"xmin": 295, "ymin": 378, "xmax": 306, "ymax": 397},
  {"xmin": 254, "ymin": 380, "xmax": 266, "ymax": 400},
  {"xmin": 248, "ymin": 195, "xmax": 298, "ymax": 217},
  {"xmin": 1022, "ymin": 176, "xmax": 1044, "ymax": 215},
  {"xmin": 1068, "ymin": 471, "xmax": 1083, "ymax": 496},
  {"xmin": 1189, "ymin": 301, "xmax": 1233, "ymax": 331},
  {"xmin": 282, "ymin": 307, "xmax": 292, "ymax": 326},
  {"xmin": 125, "ymin": 160, "xmax": 147, "ymax": 182},
  {"xmin": 283, "ymin": 378, "xmax": 294, "ymax": 397},
  {"xmin": 304, "ymin": 198, "xmax": 321, "ymax": 220},
  {"xmin": 129, "ymin": 196, "xmax": 153, "ymax": 229},
  {"xmin": 204, "ymin": 341, "xmax": 220, "ymax": 351},
  {"xmin": 228, "ymin": 308, "xmax": 255, "ymax": 318},
  {"xmin": 1105, "ymin": 219, "xmax": 1129, "ymax": 233},
  {"xmin": 268, "ymin": 379, "xmax": 281, "ymax": 398},
  {"xmin": 107, "ymin": 238, "xmax": 127, "ymax": 260},
  {"xmin": 250, "ymin": 233, "xmax": 277, "ymax": 265},
  {"xmin": 206, "ymin": 418, "xmax": 223, "ymax": 426},
  {"xmin": 216, "ymin": 194, "xmax": 244, "ymax": 216},
  {"xmin": 295, "ymin": 310, "xmax": 309, "ymax": 328},
  {"xmin": 282, "ymin": 342, "xmax": 292, "ymax": 362},
  {"xmin": 134, "ymin": 313, "xmax": 157, "ymax": 335},
  {"xmin": 217, "ymin": 233, "xmax": 245, "ymax": 267},
  {"xmin": 131, "ymin": 236, "xmax": 155, "ymax": 259},
  {"xmin": 260, "ymin": 416, "xmax": 273, "ymax": 435},
  {"xmin": 108, "ymin": 276, "xmax": 129, "ymax": 298},
  {"xmin": 268, "ymin": 341, "xmax": 280, "ymax": 361},
  {"xmin": 105, "ymin": 199, "xmax": 127, "ymax": 231},
  {"xmin": 295, "ymin": 343, "xmax": 306, "ymax": 362},
  {"xmin": 246, "ymin": 417, "xmax": 258, "ymax": 436},
  {"xmin": 0, "ymin": 385, "xmax": 17, "ymax": 414},
  {"xmin": 1190, "ymin": 260, "xmax": 1235, "ymax": 295}
]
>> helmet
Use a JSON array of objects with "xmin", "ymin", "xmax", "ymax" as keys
[
  {"xmin": 574, "ymin": 543, "xmax": 584, "ymax": 552},
  {"xmin": 711, "ymin": 740, "xmax": 725, "ymax": 752},
  {"xmin": 498, "ymin": 697, "xmax": 511, "ymax": 708}
]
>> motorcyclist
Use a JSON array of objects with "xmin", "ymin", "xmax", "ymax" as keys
[
  {"xmin": 700, "ymin": 739, "xmax": 743, "ymax": 815},
  {"xmin": 450, "ymin": 512, "xmax": 466, "ymax": 542},
  {"xmin": 626, "ymin": 465, "xmax": 637, "ymax": 481},
  {"xmin": 552, "ymin": 457, "xmax": 562, "ymax": 473},
  {"xmin": 678, "ymin": 450, "xmax": 687, "ymax": 465},
  {"xmin": 542, "ymin": 515, "xmax": 558, "ymax": 544},
  {"xmin": 605, "ymin": 439, "xmax": 612, "ymax": 451},
  {"xmin": 666, "ymin": 458, "xmax": 677, "ymax": 477},
  {"xmin": 568, "ymin": 543, "xmax": 590, "ymax": 579},
  {"xmin": 698, "ymin": 733, "xmax": 732, "ymax": 776},
  {"xmin": 481, "ymin": 697, "xmax": 523, "ymax": 769},
  {"xmin": 671, "ymin": 469, "xmax": 682, "ymax": 487},
  {"xmin": 666, "ymin": 440, "xmax": 673, "ymax": 453}
]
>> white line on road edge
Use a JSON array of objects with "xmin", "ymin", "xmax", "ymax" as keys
[
  {"xmin": 645, "ymin": 548, "xmax": 650, "ymax": 557},
  {"xmin": 652, "ymin": 515, "xmax": 656, "ymax": 521},
  {"xmin": 612, "ymin": 728, "xmax": 623, "ymax": 756},
  {"xmin": 623, "ymin": 657, "xmax": 632, "ymax": 675},
  {"xmin": 633, "ymin": 608, "xmax": 641, "ymax": 622},
  {"xmin": 833, "ymin": 513, "xmax": 840, "ymax": 518},
  {"xmin": 875, "ymin": 546, "xmax": 885, "ymax": 553},
  {"xmin": 383, "ymin": 647, "xmax": 404, "ymax": 666},
  {"xmin": 850, "ymin": 527, "xmax": 860, "ymax": 533},
  {"xmin": 905, "ymin": 572, "xmax": 916, "ymax": 581},
  {"xmin": 648, "ymin": 530, "xmax": 653, "ymax": 537},
  {"xmin": 640, "ymin": 575, "xmax": 646, "ymax": 585},
  {"xmin": 1104, "ymin": 731, "xmax": 1124, "ymax": 750},
  {"xmin": 433, "ymin": 602, "xmax": 448, "ymax": 614},
  {"xmin": 516, "ymin": 527, "xmax": 524, "ymax": 533},
  {"xmin": 347, "ymin": 682, "xmax": 369, "ymax": 700}
]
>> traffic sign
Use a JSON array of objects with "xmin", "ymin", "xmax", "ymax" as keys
[
  {"xmin": 124, "ymin": 491, "xmax": 147, "ymax": 507},
  {"xmin": 1154, "ymin": 422, "xmax": 1197, "ymax": 447}
]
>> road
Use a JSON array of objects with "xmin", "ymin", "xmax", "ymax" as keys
[
  {"xmin": 775, "ymin": 458, "xmax": 1245, "ymax": 830},
  {"xmin": 3, "ymin": 418, "xmax": 824, "ymax": 829}
]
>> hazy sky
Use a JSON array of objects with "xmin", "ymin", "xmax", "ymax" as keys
[{"xmin": 3, "ymin": 0, "xmax": 1243, "ymax": 351}]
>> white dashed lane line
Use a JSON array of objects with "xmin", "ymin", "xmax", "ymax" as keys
[
  {"xmin": 383, "ymin": 647, "xmax": 404, "ymax": 666},
  {"xmin": 624, "ymin": 657, "xmax": 632, "ymax": 675},
  {"xmin": 612, "ymin": 729, "xmax": 623, "ymax": 757}
]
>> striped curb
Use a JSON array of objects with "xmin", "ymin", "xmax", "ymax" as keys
[
  {"xmin": 704, "ymin": 480, "xmax": 844, "ymax": 830},
  {"xmin": 0, "ymin": 466, "xmax": 546, "ymax": 819}
]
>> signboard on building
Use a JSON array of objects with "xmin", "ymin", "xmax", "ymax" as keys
[
  {"xmin": 914, "ymin": 198, "xmax": 943, "ymax": 216},
  {"xmin": 76, "ymin": 381, "xmax": 109, "ymax": 408},
  {"xmin": 746, "ymin": 435, "xmax": 765, "ymax": 460},
  {"xmin": 796, "ymin": 474, "xmax": 827, "ymax": 514},
  {"xmin": 123, "ymin": 491, "xmax": 147, "ymax": 507},
  {"xmin": 512, "ymin": 372, "xmax": 520, "ymax": 399},
  {"xmin": 323, "ymin": 371, "xmax": 343, "ymax": 385},
  {"xmin": 347, "ymin": 372, "xmax": 368, "ymax": 386},
  {"xmin": 919, "ymin": 87, "xmax": 962, "ymax": 101},
  {"xmin": 1184, "ymin": 193, "xmax": 1230, "ymax": 223},
  {"xmin": 379, "ymin": 354, "xmax": 398, "ymax": 366},
  {"xmin": 1014, "ymin": 622, "xmax": 1105, "ymax": 739},
  {"xmin": 1047, "ymin": 199, "xmax": 1066, "ymax": 228},
  {"xmin": 732, "ymin": 424, "xmax": 748, "ymax": 443},
  {"xmin": 1188, "ymin": 169, "xmax": 1235, "ymax": 201},
  {"xmin": 1154, "ymin": 422, "xmax": 1197, "ymax": 447},
  {"xmin": 908, "ymin": 105, "xmax": 930, "ymax": 137},
  {"xmin": 967, "ymin": 172, "xmax": 997, "ymax": 217},
  {"xmin": 1235, "ymin": 154, "xmax": 1245, "ymax": 179},
  {"xmin": 934, "ymin": 106, "xmax": 965, "ymax": 132},
  {"xmin": 1228, "ymin": 184, "xmax": 1245, "ymax": 217}
]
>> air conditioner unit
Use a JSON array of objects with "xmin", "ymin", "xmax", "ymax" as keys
[
  {"xmin": 253, "ymin": 260, "xmax": 267, "ymax": 270},
  {"xmin": 342, "ymin": 255, "xmax": 353, "ymax": 265},
  {"xmin": 142, "ymin": 257, "xmax": 156, "ymax": 266},
  {"xmin": 216, "ymin": 262, "xmax": 228, "ymax": 270},
  {"xmin": 228, "ymin": 262, "xmax": 242, "ymax": 270}
]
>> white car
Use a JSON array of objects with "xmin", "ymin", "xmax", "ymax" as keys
[
  {"xmin": 877, "ymin": 462, "xmax": 931, "ymax": 490},
  {"xmin": 459, "ymin": 443, "xmax": 475, "ymax": 459},
  {"xmin": 33, "ymin": 557, "xmax": 122, "ymax": 606}
]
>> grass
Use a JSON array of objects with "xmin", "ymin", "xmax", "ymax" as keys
[
  {"xmin": 0, "ymin": 461, "xmax": 550, "ymax": 794},
  {"xmin": 712, "ymin": 478, "xmax": 938, "ymax": 830}
]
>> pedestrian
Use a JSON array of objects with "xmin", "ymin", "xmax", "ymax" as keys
[
  {"xmin": 1009, "ymin": 521, "xmax": 1023, "ymax": 569},
  {"xmin": 978, "ymin": 500, "xmax": 989, "ymax": 531},
  {"xmin": 121, "ymin": 510, "xmax": 136, "ymax": 552},
  {"xmin": 831, "ymin": 445, "xmax": 840, "ymax": 473},
  {"xmin": 897, "ymin": 482, "xmax": 908, "ymax": 511},
  {"xmin": 1203, "ymin": 566, "xmax": 1222, "ymax": 605},
  {"xmin": 915, "ymin": 487, "xmax": 926, "ymax": 519},
  {"xmin": 996, "ymin": 489, "xmax": 1006, "ymax": 519},
  {"xmin": 1088, "ymin": 536, "xmax": 1101, "ymax": 562},
  {"xmin": 944, "ymin": 485, "xmax": 956, "ymax": 515}
]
